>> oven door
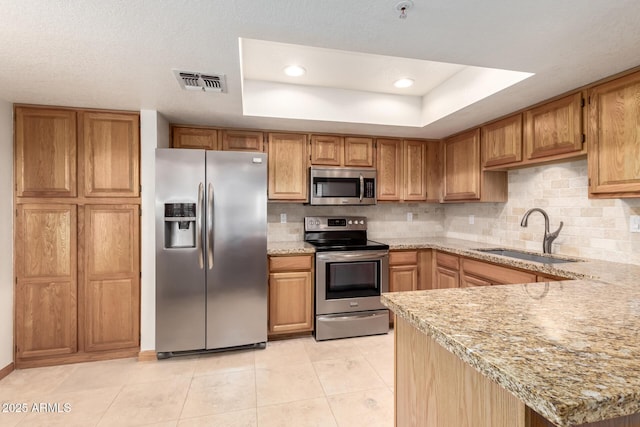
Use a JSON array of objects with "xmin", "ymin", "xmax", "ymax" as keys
[{"xmin": 315, "ymin": 250, "xmax": 389, "ymax": 315}]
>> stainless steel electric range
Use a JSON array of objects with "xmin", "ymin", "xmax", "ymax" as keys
[{"xmin": 304, "ymin": 216, "xmax": 389, "ymax": 341}]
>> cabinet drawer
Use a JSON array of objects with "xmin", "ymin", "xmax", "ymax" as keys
[
  {"xmin": 462, "ymin": 258, "xmax": 536, "ymax": 285},
  {"xmin": 269, "ymin": 255, "xmax": 313, "ymax": 272},
  {"xmin": 436, "ymin": 252, "xmax": 459, "ymax": 270},
  {"xmin": 389, "ymin": 250, "xmax": 418, "ymax": 266}
]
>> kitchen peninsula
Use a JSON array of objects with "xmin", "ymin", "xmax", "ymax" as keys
[{"xmin": 381, "ymin": 239, "xmax": 640, "ymax": 427}]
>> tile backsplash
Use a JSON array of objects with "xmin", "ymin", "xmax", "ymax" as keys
[
  {"xmin": 443, "ymin": 159, "xmax": 640, "ymax": 265},
  {"xmin": 268, "ymin": 159, "xmax": 640, "ymax": 265}
]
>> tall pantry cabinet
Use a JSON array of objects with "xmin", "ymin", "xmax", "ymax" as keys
[{"xmin": 14, "ymin": 105, "xmax": 141, "ymax": 368}]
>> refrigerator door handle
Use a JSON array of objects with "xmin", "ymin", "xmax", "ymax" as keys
[
  {"xmin": 197, "ymin": 182, "xmax": 204, "ymax": 269},
  {"xmin": 207, "ymin": 182, "xmax": 214, "ymax": 269}
]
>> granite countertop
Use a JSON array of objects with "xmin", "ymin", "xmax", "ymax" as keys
[
  {"xmin": 267, "ymin": 240, "xmax": 315, "ymax": 255},
  {"xmin": 379, "ymin": 237, "xmax": 640, "ymax": 426}
]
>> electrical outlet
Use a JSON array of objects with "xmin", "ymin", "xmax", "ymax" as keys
[
  {"xmin": 630, "ymin": 215, "xmax": 640, "ymax": 233},
  {"xmin": 280, "ymin": 213, "xmax": 287, "ymax": 224},
  {"xmin": 469, "ymin": 214, "xmax": 475, "ymax": 225},
  {"xmin": 407, "ymin": 212, "xmax": 413, "ymax": 222}
]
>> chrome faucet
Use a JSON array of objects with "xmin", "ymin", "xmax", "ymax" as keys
[{"xmin": 520, "ymin": 208, "xmax": 563, "ymax": 254}]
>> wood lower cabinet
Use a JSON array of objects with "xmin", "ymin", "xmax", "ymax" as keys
[
  {"xmin": 80, "ymin": 112, "xmax": 140, "ymax": 198},
  {"xmin": 267, "ymin": 133, "xmax": 308, "ymax": 201},
  {"xmin": 389, "ymin": 250, "xmax": 419, "ymax": 325},
  {"xmin": 171, "ymin": 126, "xmax": 218, "ymax": 149},
  {"xmin": 434, "ymin": 252, "xmax": 460, "ymax": 289},
  {"xmin": 461, "ymin": 258, "xmax": 536, "ymax": 287},
  {"xmin": 588, "ymin": 70, "xmax": 640, "ymax": 198},
  {"xmin": 15, "ymin": 107, "xmax": 77, "ymax": 197},
  {"xmin": 443, "ymin": 129, "xmax": 507, "ymax": 202},
  {"xmin": 82, "ymin": 205, "xmax": 140, "ymax": 352},
  {"xmin": 268, "ymin": 255, "xmax": 314, "ymax": 336},
  {"xmin": 15, "ymin": 204, "xmax": 78, "ymax": 360},
  {"xmin": 524, "ymin": 92, "xmax": 585, "ymax": 161}
]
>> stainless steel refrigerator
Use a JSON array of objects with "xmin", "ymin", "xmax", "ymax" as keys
[{"xmin": 155, "ymin": 149, "xmax": 267, "ymax": 357}]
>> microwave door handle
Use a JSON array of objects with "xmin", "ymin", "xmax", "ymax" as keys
[
  {"xmin": 197, "ymin": 182, "xmax": 204, "ymax": 269},
  {"xmin": 359, "ymin": 174, "xmax": 364, "ymax": 202}
]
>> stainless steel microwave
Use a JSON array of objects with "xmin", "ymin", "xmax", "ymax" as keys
[{"xmin": 309, "ymin": 167, "xmax": 376, "ymax": 205}]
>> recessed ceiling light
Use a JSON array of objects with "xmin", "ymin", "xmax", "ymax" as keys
[
  {"xmin": 394, "ymin": 78, "xmax": 414, "ymax": 88},
  {"xmin": 284, "ymin": 65, "xmax": 306, "ymax": 77}
]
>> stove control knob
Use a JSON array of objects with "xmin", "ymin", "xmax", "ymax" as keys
[
  {"xmin": 348, "ymin": 220, "xmax": 353, "ymax": 225},
  {"xmin": 359, "ymin": 220, "xmax": 364, "ymax": 225},
  {"xmin": 315, "ymin": 220, "xmax": 320, "ymax": 225}
]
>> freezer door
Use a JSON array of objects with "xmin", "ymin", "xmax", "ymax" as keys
[
  {"xmin": 155, "ymin": 149, "xmax": 206, "ymax": 352},
  {"xmin": 205, "ymin": 151, "xmax": 268, "ymax": 349}
]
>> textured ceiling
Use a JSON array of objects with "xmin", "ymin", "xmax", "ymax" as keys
[{"xmin": 1, "ymin": 0, "xmax": 639, "ymax": 138}]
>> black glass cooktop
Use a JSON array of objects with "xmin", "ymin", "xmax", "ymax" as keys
[{"xmin": 306, "ymin": 238, "xmax": 389, "ymax": 252}]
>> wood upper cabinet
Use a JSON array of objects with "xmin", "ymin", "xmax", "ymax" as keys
[
  {"xmin": 376, "ymin": 138, "xmax": 403, "ymax": 201},
  {"xmin": 82, "ymin": 204, "xmax": 140, "ymax": 352},
  {"xmin": 310, "ymin": 135, "xmax": 374, "ymax": 167},
  {"xmin": 268, "ymin": 255, "xmax": 314, "ymax": 335},
  {"xmin": 404, "ymin": 140, "xmax": 427, "ymax": 201},
  {"xmin": 344, "ymin": 137, "xmax": 374, "ymax": 167},
  {"xmin": 443, "ymin": 129, "xmax": 481, "ymax": 201},
  {"xmin": 588, "ymin": 70, "xmax": 640, "ymax": 197},
  {"xmin": 310, "ymin": 135, "xmax": 343, "ymax": 165},
  {"xmin": 15, "ymin": 204, "xmax": 77, "ymax": 359},
  {"xmin": 524, "ymin": 92, "xmax": 584, "ymax": 160},
  {"xmin": 221, "ymin": 129, "xmax": 264, "ymax": 152},
  {"xmin": 80, "ymin": 112, "xmax": 140, "ymax": 198},
  {"xmin": 267, "ymin": 133, "xmax": 308, "ymax": 201},
  {"xmin": 15, "ymin": 107, "xmax": 77, "ymax": 197},
  {"xmin": 482, "ymin": 114, "xmax": 523, "ymax": 167},
  {"xmin": 172, "ymin": 126, "xmax": 218, "ymax": 150},
  {"xmin": 443, "ymin": 129, "xmax": 507, "ymax": 202},
  {"xmin": 434, "ymin": 252, "xmax": 460, "ymax": 289}
]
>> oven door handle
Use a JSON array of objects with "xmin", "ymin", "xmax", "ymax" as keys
[{"xmin": 316, "ymin": 250, "xmax": 389, "ymax": 262}]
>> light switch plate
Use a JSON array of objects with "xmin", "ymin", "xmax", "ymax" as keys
[
  {"xmin": 630, "ymin": 215, "xmax": 640, "ymax": 233},
  {"xmin": 469, "ymin": 215, "xmax": 475, "ymax": 225},
  {"xmin": 407, "ymin": 212, "xmax": 413, "ymax": 222},
  {"xmin": 280, "ymin": 213, "xmax": 287, "ymax": 224}
]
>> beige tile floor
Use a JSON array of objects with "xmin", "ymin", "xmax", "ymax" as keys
[{"xmin": 0, "ymin": 331, "xmax": 394, "ymax": 427}]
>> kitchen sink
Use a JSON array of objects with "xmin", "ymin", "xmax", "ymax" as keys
[{"xmin": 474, "ymin": 248, "xmax": 581, "ymax": 264}]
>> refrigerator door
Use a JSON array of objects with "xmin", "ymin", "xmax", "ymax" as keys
[
  {"xmin": 205, "ymin": 151, "xmax": 267, "ymax": 349},
  {"xmin": 155, "ymin": 149, "xmax": 206, "ymax": 352}
]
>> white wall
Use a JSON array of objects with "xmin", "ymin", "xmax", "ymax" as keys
[
  {"xmin": 0, "ymin": 100, "xmax": 13, "ymax": 368},
  {"xmin": 140, "ymin": 110, "xmax": 169, "ymax": 352}
]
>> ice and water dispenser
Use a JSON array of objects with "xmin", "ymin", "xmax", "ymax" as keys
[{"xmin": 164, "ymin": 203, "xmax": 197, "ymax": 248}]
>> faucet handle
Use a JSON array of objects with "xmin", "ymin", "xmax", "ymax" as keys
[{"xmin": 549, "ymin": 221, "xmax": 564, "ymax": 238}]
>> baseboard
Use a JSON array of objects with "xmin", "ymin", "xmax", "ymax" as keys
[
  {"xmin": 0, "ymin": 362, "xmax": 15, "ymax": 380},
  {"xmin": 138, "ymin": 350, "xmax": 157, "ymax": 362}
]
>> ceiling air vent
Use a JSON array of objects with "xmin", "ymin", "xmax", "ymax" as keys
[{"xmin": 173, "ymin": 70, "xmax": 226, "ymax": 93}]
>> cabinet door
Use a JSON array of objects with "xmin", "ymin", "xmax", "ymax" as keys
[
  {"xmin": 403, "ymin": 140, "xmax": 427, "ymax": 201},
  {"xmin": 443, "ymin": 129, "xmax": 481, "ymax": 201},
  {"xmin": 82, "ymin": 204, "xmax": 140, "ymax": 352},
  {"xmin": 344, "ymin": 137, "xmax": 374, "ymax": 167},
  {"xmin": 524, "ymin": 92, "xmax": 583, "ymax": 160},
  {"xmin": 588, "ymin": 71, "xmax": 640, "ymax": 196},
  {"xmin": 390, "ymin": 265, "xmax": 418, "ymax": 292},
  {"xmin": 172, "ymin": 126, "xmax": 218, "ymax": 149},
  {"xmin": 80, "ymin": 112, "xmax": 140, "ymax": 197},
  {"xmin": 221, "ymin": 129, "xmax": 264, "ymax": 152},
  {"xmin": 482, "ymin": 114, "xmax": 523, "ymax": 167},
  {"xmin": 461, "ymin": 273, "xmax": 492, "ymax": 288},
  {"xmin": 267, "ymin": 133, "xmax": 308, "ymax": 201},
  {"xmin": 268, "ymin": 271, "xmax": 313, "ymax": 334},
  {"xmin": 15, "ymin": 204, "xmax": 77, "ymax": 359},
  {"xmin": 434, "ymin": 266, "xmax": 459, "ymax": 289},
  {"xmin": 15, "ymin": 107, "xmax": 77, "ymax": 197},
  {"xmin": 310, "ymin": 135, "xmax": 343, "ymax": 165},
  {"xmin": 424, "ymin": 140, "xmax": 442, "ymax": 202},
  {"xmin": 376, "ymin": 138, "xmax": 402, "ymax": 201}
]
